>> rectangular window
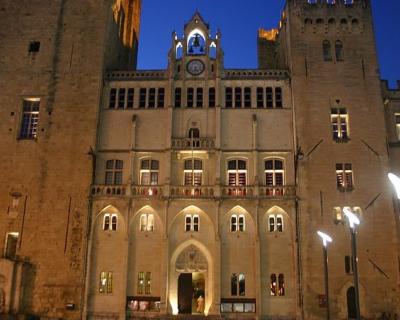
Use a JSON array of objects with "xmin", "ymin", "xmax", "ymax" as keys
[
  {"xmin": 187, "ymin": 88, "xmax": 194, "ymax": 108},
  {"xmin": 28, "ymin": 41, "xmax": 41, "ymax": 53},
  {"xmin": 99, "ymin": 271, "xmax": 113, "ymax": 294},
  {"xmin": 345, "ymin": 256, "xmax": 354, "ymax": 274},
  {"xmin": 225, "ymin": 87, "xmax": 233, "ymax": 108},
  {"xmin": 175, "ymin": 88, "xmax": 182, "ymax": 108},
  {"xmin": 336, "ymin": 163, "xmax": 353, "ymax": 190},
  {"xmin": 228, "ymin": 160, "xmax": 247, "ymax": 187},
  {"xmin": 184, "ymin": 159, "xmax": 202, "ymax": 186},
  {"xmin": 275, "ymin": 87, "xmax": 283, "ymax": 108},
  {"xmin": 244, "ymin": 87, "xmax": 251, "ymax": 108},
  {"xmin": 140, "ymin": 159, "xmax": 159, "ymax": 185},
  {"xmin": 4, "ymin": 232, "xmax": 19, "ymax": 259},
  {"xmin": 157, "ymin": 88, "xmax": 165, "ymax": 108},
  {"xmin": 256, "ymin": 87, "xmax": 264, "ymax": 108},
  {"xmin": 138, "ymin": 272, "xmax": 145, "ymax": 294},
  {"xmin": 238, "ymin": 273, "xmax": 245, "ymax": 296},
  {"xmin": 266, "ymin": 87, "xmax": 273, "ymax": 108},
  {"xmin": 270, "ymin": 274, "xmax": 277, "ymax": 296},
  {"xmin": 20, "ymin": 98, "xmax": 40, "ymax": 139},
  {"xmin": 278, "ymin": 274, "xmax": 285, "ymax": 296},
  {"xmin": 395, "ymin": 114, "xmax": 400, "ymax": 140},
  {"xmin": 235, "ymin": 87, "xmax": 242, "ymax": 108},
  {"xmin": 139, "ymin": 88, "xmax": 147, "ymax": 108},
  {"xmin": 196, "ymin": 88, "xmax": 203, "ymax": 108},
  {"xmin": 231, "ymin": 274, "xmax": 238, "ymax": 296},
  {"xmin": 109, "ymin": 89, "xmax": 117, "ymax": 108},
  {"xmin": 105, "ymin": 160, "xmax": 123, "ymax": 185},
  {"xmin": 331, "ymin": 108, "xmax": 349, "ymax": 141},
  {"xmin": 127, "ymin": 88, "xmax": 134, "ymax": 108},
  {"xmin": 209, "ymin": 87, "xmax": 216, "ymax": 107},
  {"xmin": 148, "ymin": 88, "xmax": 156, "ymax": 108},
  {"xmin": 145, "ymin": 272, "xmax": 151, "ymax": 295},
  {"xmin": 118, "ymin": 88, "xmax": 126, "ymax": 109}
]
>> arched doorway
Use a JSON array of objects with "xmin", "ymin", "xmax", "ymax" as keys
[{"xmin": 347, "ymin": 286, "xmax": 357, "ymax": 319}]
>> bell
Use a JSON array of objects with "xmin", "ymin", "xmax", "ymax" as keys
[{"xmin": 193, "ymin": 34, "xmax": 201, "ymax": 48}]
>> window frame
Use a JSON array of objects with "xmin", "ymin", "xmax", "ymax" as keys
[
  {"xmin": 103, "ymin": 213, "xmax": 118, "ymax": 231},
  {"xmin": 336, "ymin": 163, "xmax": 354, "ymax": 190},
  {"xmin": 105, "ymin": 159, "xmax": 123, "ymax": 185},
  {"xmin": 231, "ymin": 214, "xmax": 245, "ymax": 232},
  {"xmin": 19, "ymin": 98, "xmax": 40, "ymax": 140},
  {"xmin": 140, "ymin": 159, "xmax": 159, "ymax": 186},
  {"xmin": 268, "ymin": 214, "xmax": 284, "ymax": 233},
  {"xmin": 184, "ymin": 159, "xmax": 203, "ymax": 186},
  {"xmin": 395, "ymin": 113, "xmax": 400, "ymax": 140},
  {"xmin": 227, "ymin": 159, "xmax": 247, "ymax": 187},
  {"xmin": 184, "ymin": 214, "xmax": 200, "ymax": 232},
  {"xmin": 140, "ymin": 213, "xmax": 154, "ymax": 232},
  {"xmin": 331, "ymin": 108, "xmax": 349, "ymax": 142},
  {"xmin": 99, "ymin": 271, "xmax": 113, "ymax": 294}
]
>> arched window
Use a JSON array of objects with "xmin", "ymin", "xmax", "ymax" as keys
[
  {"xmin": 111, "ymin": 215, "xmax": 117, "ymax": 231},
  {"xmin": 176, "ymin": 42, "xmax": 183, "ymax": 59},
  {"xmin": 278, "ymin": 274, "xmax": 285, "ymax": 296},
  {"xmin": 335, "ymin": 40, "xmax": 344, "ymax": 61},
  {"xmin": 103, "ymin": 214, "xmax": 110, "ymax": 230},
  {"xmin": 344, "ymin": 0, "xmax": 354, "ymax": 5},
  {"xmin": 323, "ymin": 40, "xmax": 332, "ymax": 61},
  {"xmin": 103, "ymin": 214, "xmax": 117, "ymax": 231},
  {"xmin": 185, "ymin": 214, "xmax": 200, "ymax": 232},
  {"xmin": 184, "ymin": 159, "xmax": 203, "ymax": 186},
  {"xmin": 227, "ymin": 160, "xmax": 247, "ymax": 186},
  {"xmin": 270, "ymin": 274, "xmax": 277, "ymax": 296},
  {"xmin": 340, "ymin": 19, "xmax": 348, "ymax": 31},
  {"xmin": 140, "ymin": 213, "xmax": 154, "ymax": 232},
  {"xmin": 140, "ymin": 159, "xmax": 159, "ymax": 185},
  {"xmin": 231, "ymin": 214, "xmax": 245, "ymax": 232},
  {"xmin": 187, "ymin": 32, "xmax": 206, "ymax": 55},
  {"xmin": 268, "ymin": 214, "xmax": 284, "ymax": 232},
  {"xmin": 209, "ymin": 42, "xmax": 217, "ymax": 59}
]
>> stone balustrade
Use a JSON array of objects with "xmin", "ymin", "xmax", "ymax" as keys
[
  {"xmin": 131, "ymin": 186, "xmax": 164, "ymax": 197},
  {"xmin": 91, "ymin": 185, "xmax": 129, "ymax": 197},
  {"xmin": 171, "ymin": 137, "xmax": 215, "ymax": 150},
  {"xmin": 170, "ymin": 186, "xmax": 215, "ymax": 198}
]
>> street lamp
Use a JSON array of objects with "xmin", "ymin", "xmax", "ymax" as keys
[
  {"xmin": 317, "ymin": 231, "xmax": 333, "ymax": 320},
  {"xmin": 343, "ymin": 207, "xmax": 361, "ymax": 320},
  {"xmin": 388, "ymin": 173, "xmax": 400, "ymax": 200}
]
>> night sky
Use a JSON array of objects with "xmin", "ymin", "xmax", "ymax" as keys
[{"xmin": 137, "ymin": 0, "xmax": 400, "ymax": 88}]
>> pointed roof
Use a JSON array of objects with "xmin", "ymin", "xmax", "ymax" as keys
[{"xmin": 184, "ymin": 11, "xmax": 210, "ymax": 30}]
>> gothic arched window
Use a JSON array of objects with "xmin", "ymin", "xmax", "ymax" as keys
[{"xmin": 187, "ymin": 31, "xmax": 206, "ymax": 55}]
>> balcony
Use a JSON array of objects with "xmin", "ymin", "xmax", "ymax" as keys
[
  {"xmin": 132, "ymin": 185, "xmax": 163, "ymax": 197},
  {"xmin": 91, "ymin": 185, "xmax": 129, "ymax": 197},
  {"xmin": 171, "ymin": 137, "xmax": 215, "ymax": 150},
  {"xmin": 170, "ymin": 186, "xmax": 215, "ymax": 198},
  {"xmin": 222, "ymin": 185, "xmax": 296, "ymax": 199}
]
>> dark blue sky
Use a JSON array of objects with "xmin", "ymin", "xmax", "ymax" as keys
[{"xmin": 137, "ymin": 0, "xmax": 400, "ymax": 87}]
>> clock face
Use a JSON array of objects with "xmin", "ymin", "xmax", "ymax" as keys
[{"xmin": 187, "ymin": 59, "xmax": 205, "ymax": 76}]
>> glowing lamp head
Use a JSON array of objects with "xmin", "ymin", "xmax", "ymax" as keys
[
  {"xmin": 388, "ymin": 173, "xmax": 400, "ymax": 200},
  {"xmin": 343, "ymin": 207, "xmax": 360, "ymax": 229},
  {"xmin": 317, "ymin": 231, "xmax": 333, "ymax": 247}
]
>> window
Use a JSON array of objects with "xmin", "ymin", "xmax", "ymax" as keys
[
  {"xmin": 238, "ymin": 273, "xmax": 245, "ymax": 296},
  {"xmin": 275, "ymin": 87, "xmax": 283, "ymax": 108},
  {"xmin": 99, "ymin": 271, "xmax": 113, "ymax": 294},
  {"xmin": 157, "ymin": 88, "xmax": 165, "ymax": 108},
  {"xmin": 4, "ymin": 232, "xmax": 19, "ymax": 259},
  {"xmin": 270, "ymin": 274, "xmax": 277, "ymax": 296},
  {"xmin": 175, "ymin": 88, "xmax": 182, "ymax": 108},
  {"xmin": 335, "ymin": 40, "xmax": 344, "ymax": 61},
  {"xmin": 231, "ymin": 273, "xmax": 245, "ymax": 296},
  {"xmin": 138, "ymin": 272, "xmax": 151, "ymax": 295},
  {"xmin": 266, "ymin": 87, "xmax": 273, "ymax": 108},
  {"xmin": 231, "ymin": 274, "xmax": 238, "ymax": 296},
  {"xmin": 334, "ymin": 206, "xmax": 362, "ymax": 222},
  {"xmin": 118, "ymin": 88, "xmax": 126, "ymax": 108},
  {"xmin": 395, "ymin": 114, "xmax": 400, "ymax": 140},
  {"xmin": 209, "ymin": 87, "xmax": 216, "ymax": 107},
  {"xmin": 139, "ymin": 88, "xmax": 147, "ymax": 108},
  {"xmin": 244, "ymin": 87, "xmax": 251, "ymax": 108},
  {"xmin": 140, "ymin": 159, "xmax": 159, "ymax": 185},
  {"xmin": 278, "ymin": 274, "xmax": 285, "ymax": 296},
  {"xmin": 235, "ymin": 88, "xmax": 242, "ymax": 108},
  {"xmin": 28, "ymin": 41, "xmax": 41, "ymax": 53},
  {"xmin": 257, "ymin": 87, "xmax": 264, "ymax": 108},
  {"xmin": 323, "ymin": 40, "xmax": 332, "ymax": 61},
  {"xmin": 265, "ymin": 159, "xmax": 285, "ymax": 195},
  {"xmin": 196, "ymin": 88, "xmax": 203, "ymax": 108},
  {"xmin": 20, "ymin": 98, "xmax": 40, "ymax": 139},
  {"xmin": 336, "ymin": 163, "xmax": 353, "ymax": 190},
  {"xmin": 331, "ymin": 108, "xmax": 349, "ymax": 141},
  {"xmin": 345, "ymin": 256, "xmax": 354, "ymax": 274},
  {"xmin": 270, "ymin": 273, "xmax": 285, "ymax": 296},
  {"xmin": 231, "ymin": 215, "xmax": 245, "ymax": 232},
  {"xmin": 227, "ymin": 160, "xmax": 247, "ymax": 186},
  {"xmin": 225, "ymin": 87, "xmax": 233, "ymax": 108},
  {"xmin": 105, "ymin": 160, "xmax": 123, "ymax": 185},
  {"xmin": 184, "ymin": 159, "xmax": 203, "ymax": 186},
  {"xmin": 109, "ymin": 89, "xmax": 117, "ymax": 108},
  {"xmin": 185, "ymin": 215, "xmax": 200, "ymax": 232},
  {"xmin": 268, "ymin": 215, "xmax": 283, "ymax": 232},
  {"xmin": 127, "ymin": 88, "xmax": 134, "ymax": 108},
  {"xmin": 140, "ymin": 214, "xmax": 154, "ymax": 232},
  {"xmin": 187, "ymin": 88, "xmax": 194, "ymax": 108},
  {"xmin": 148, "ymin": 88, "xmax": 156, "ymax": 108},
  {"xmin": 103, "ymin": 214, "xmax": 118, "ymax": 231}
]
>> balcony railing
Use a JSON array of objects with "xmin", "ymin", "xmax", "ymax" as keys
[
  {"xmin": 259, "ymin": 185, "xmax": 296, "ymax": 198},
  {"xmin": 221, "ymin": 186, "xmax": 256, "ymax": 198},
  {"xmin": 170, "ymin": 186, "xmax": 215, "ymax": 198},
  {"xmin": 171, "ymin": 137, "xmax": 215, "ymax": 150},
  {"xmin": 91, "ymin": 185, "xmax": 128, "ymax": 197},
  {"xmin": 131, "ymin": 186, "xmax": 163, "ymax": 197}
]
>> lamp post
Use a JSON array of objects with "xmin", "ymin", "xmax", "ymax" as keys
[
  {"xmin": 317, "ymin": 231, "xmax": 333, "ymax": 320},
  {"xmin": 388, "ymin": 173, "xmax": 400, "ymax": 200},
  {"xmin": 343, "ymin": 207, "xmax": 361, "ymax": 320}
]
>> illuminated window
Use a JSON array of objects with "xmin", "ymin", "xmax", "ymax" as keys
[
  {"xmin": 185, "ymin": 215, "xmax": 200, "ymax": 232},
  {"xmin": 225, "ymin": 87, "xmax": 233, "ymax": 108},
  {"xmin": 184, "ymin": 159, "xmax": 202, "ymax": 186},
  {"xmin": 323, "ymin": 40, "xmax": 332, "ymax": 61},
  {"xmin": 336, "ymin": 163, "xmax": 353, "ymax": 190},
  {"xmin": 139, "ymin": 88, "xmax": 146, "ymax": 108},
  {"xmin": 103, "ymin": 214, "xmax": 117, "ymax": 231},
  {"xmin": 227, "ymin": 160, "xmax": 247, "ymax": 186},
  {"xmin": 140, "ymin": 214, "xmax": 154, "ymax": 232},
  {"xmin": 333, "ymin": 207, "xmax": 343, "ymax": 223},
  {"xmin": 196, "ymin": 88, "xmax": 203, "ymax": 108},
  {"xmin": 157, "ymin": 88, "xmax": 165, "ymax": 108},
  {"xmin": 140, "ymin": 159, "xmax": 159, "ymax": 185},
  {"xmin": 105, "ymin": 160, "xmax": 123, "ymax": 185},
  {"xmin": 331, "ymin": 108, "xmax": 349, "ymax": 141},
  {"xmin": 308, "ymin": 0, "xmax": 317, "ymax": 4},
  {"xmin": 268, "ymin": 215, "xmax": 283, "ymax": 232},
  {"xmin": 335, "ymin": 40, "xmax": 344, "ymax": 61},
  {"xmin": 20, "ymin": 98, "xmax": 40, "ymax": 139},
  {"xmin": 187, "ymin": 88, "xmax": 194, "ymax": 108},
  {"xmin": 327, "ymin": 0, "xmax": 336, "ymax": 5},
  {"xmin": 231, "ymin": 214, "xmax": 245, "ymax": 232},
  {"xmin": 257, "ymin": 87, "xmax": 264, "ymax": 108},
  {"xmin": 270, "ymin": 274, "xmax": 277, "ymax": 296},
  {"xmin": 239, "ymin": 273, "xmax": 246, "ymax": 296},
  {"xmin": 244, "ymin": 87, "xmax": 252, "ymax": 108},
  {"xmin": 395, "ymin": 114, "xmax": 400, "ymax": 140},
  {"xmin": 209, "ymin": 87, "xmax": 216, "ymax": 107},
  {"xmin": 175, "ymin": 88, "xmax": 182, "ymax": 108},
  {"xmin": 4, "ymin": 232, "xmax": 19, "ymax": 260},
  {"xmin": 99, "ymin": 271, "xmax": 113, "ymax": 294},
  {"xmin": 138, "ymin": 272, "xmax": 151, "ymax": 295},
  {"xmin": 231, "ymin": 273, "xmax": 245, "ymax": 296},
  {"xmin": 265, "ymin": 159, "xmax": 285, "ymax": 195}
]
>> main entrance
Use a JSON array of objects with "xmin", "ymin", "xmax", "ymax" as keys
[{"xmin": 178, "ymin": 272, "xmax": 205, "ymax": 314}]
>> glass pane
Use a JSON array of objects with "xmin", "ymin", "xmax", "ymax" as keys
[
  {"xmin": 106, "ymin": 160, "xmax": 114, "ymax": 170},
  {"xmin": 233, "ymin": 303, "xmax": 244, "ymax": 312},
  {"xmin": 151, "ymin": 160, "xmax": 159, "ymax": 170},
  {"xmin": 221, "ymin": 303, "xmax": 233, "ymax": 313},
  {"xmin": 141, "ymin": 172, "xmax": 150, "ymax": 185},
  {"xmin": 115, "ymin": 160, "xmax": 123, "ymax": 169},
  {"xmin": 231, "ymin": 274, "xmax": 238, "ymax": 296},
  {"xmin": 150, "ymin": 172, "xmax": 158, "ymax": 185},
  {"xmin": 238, "ymin": 160, "xmax": 246, "ymax": 170},
  {"xmin": 239, "ymin": 273, "xmax": 245, "ymax": 296},
  {"xmin": 228, "ymin": 160, "xmax": 236, "ymax": 170}
]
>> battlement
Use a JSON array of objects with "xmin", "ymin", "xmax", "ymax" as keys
[
  {"xmin": 381, "ymin": 80, "xmax": 400, "ymax": 99},
  {"xmin": 298, "ymin": 0, "xmax": 368, "ymax": 9},
  {"xmin": 258, "ymin": 28, "xmax": 279, "ymax": 42}
]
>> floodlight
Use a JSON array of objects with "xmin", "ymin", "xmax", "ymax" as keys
[
  {"xmin": 388, "ymin": 173, "xmax": 400, "ymax": 200},
  {"xmin": 343, "ymin": 207, "xmax": 360, "ymax": 229},
  {"xmin": 317, "ymin": 231, "xmax": 333, "ymax": 247}
]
